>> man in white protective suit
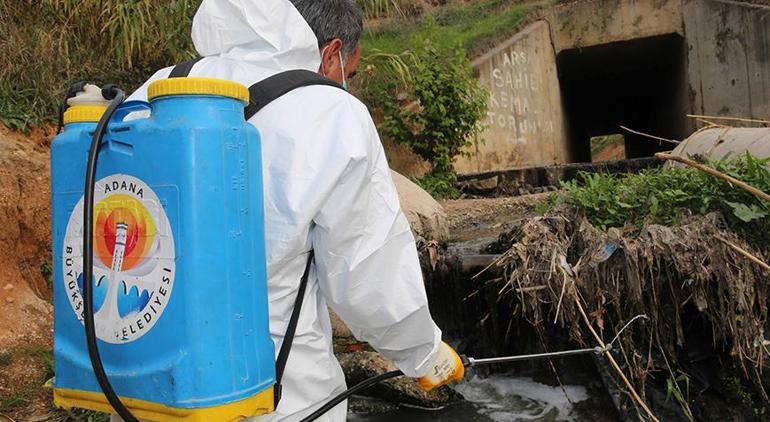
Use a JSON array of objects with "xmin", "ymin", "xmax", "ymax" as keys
[{"xmin": 125, "ymin": 0, "xmax": 465, "ymax": 420}]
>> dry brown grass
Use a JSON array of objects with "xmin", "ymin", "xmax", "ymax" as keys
[
  {"xmin": 486, "ymin": 206, "xmax": 770, "ymax": 407},
  {"xmin": 0, "ymin": 0, "xmax": 198, "ymax": 128}
]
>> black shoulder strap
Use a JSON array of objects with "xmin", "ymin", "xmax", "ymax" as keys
[
  {"xmin": 167, "ymin": 61, "xmax": 343, "ymax": 121},
  {"xmin": 274, "ymin": 250, "xmax": 314, "ymax": 405},
  {"xmin": 244, "ymin": 69, "xmax": 342, "ymax": 120},
  {"xmin": 168, "ymin": 57, "xmax": 203, "ymax": 78}
]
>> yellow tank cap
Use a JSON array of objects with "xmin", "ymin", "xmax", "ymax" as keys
[
  {"xmin": 148, "ymin": 77, "xmax": 249, "ymax": 104},
  {"xmin": 63, "ymin": 105, "xmax": 108, "ymax": 125}
]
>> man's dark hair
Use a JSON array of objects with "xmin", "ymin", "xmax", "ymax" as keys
[{"xmin": 289, "ymin": 0, "xmax": 363, "ymax": 56}]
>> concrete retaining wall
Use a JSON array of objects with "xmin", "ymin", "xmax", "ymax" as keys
[
  {"xmin": 684, "ymin": 0, "xmax": 770, "ymax": 127},
  {"xmin": 454, "ymin": 21, "xmax": 569, "ymax": 174},
  {"xmin": 544, "ymin": 0, "xmax": 683, "ymax": 52}
]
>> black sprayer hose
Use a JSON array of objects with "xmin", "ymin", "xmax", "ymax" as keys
[
  {"xmin": 82, "ymin": 86, "xmax": 139, "ymax": 422},
  {"xmin": 299, "ymin": 370, "xmax": 404, "ymax": 422}
]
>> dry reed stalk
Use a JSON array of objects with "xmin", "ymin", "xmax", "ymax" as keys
[{"xmin": 655, "ymin": 153, "xmax": 770, "ymax": 203}]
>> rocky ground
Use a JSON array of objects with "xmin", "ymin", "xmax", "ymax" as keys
[{"xmin": 442, "ymin": 194, "xmax": 550, "ymax": 239}]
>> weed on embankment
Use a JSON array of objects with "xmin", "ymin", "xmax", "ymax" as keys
[
  {"xmin": 0, "ymin": 0, "xmax": 197, "ymax": 129},
  {"xmin": 547, "ymin": 153, "xmax": 770, "ymax": 250},
  {"xmin": 361, "ymin": 0, "xmax": 532, "ymax": 57}
]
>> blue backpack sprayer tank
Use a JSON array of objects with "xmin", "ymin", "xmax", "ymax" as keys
[
  {"xmin": 50, "ymin": 71, "xmax": 616, "ymax": 422},
  {"xmin": 51, "ymin": 78, "xmax": 276, "ymax": 420}
]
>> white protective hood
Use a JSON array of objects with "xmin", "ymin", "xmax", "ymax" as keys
[
  {"xmin": 191, "ymin": 0, "xmax": 321, "ymax": 73},
  {"xmin": 128, "ymin": 0, "xmax": 323, "ymax": 100},
  {"xmin": 128, "ymin": 1, "xmax": 443, "ymax": 421}
]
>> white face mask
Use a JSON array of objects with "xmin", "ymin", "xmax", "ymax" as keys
[{"xmin": 321, "ymin": 47, "xmax": 348, "ymax": 91}]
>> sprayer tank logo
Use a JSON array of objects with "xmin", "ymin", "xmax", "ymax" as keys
[{"xmin": 62, "ymin": 174, "xmax": 176, "ymax": 344}]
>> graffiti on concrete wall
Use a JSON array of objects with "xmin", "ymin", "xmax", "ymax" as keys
[
  {"xmin": 454, "ymin": 21, "xmax": 568, "ymax": 174},
  {"xmin": 484, "ymin": 48, "xmax": 556, "ymax": 146}
]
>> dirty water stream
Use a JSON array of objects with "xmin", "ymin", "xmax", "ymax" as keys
[
  {"xmin": 347, "ymin": 198, "xmax": 620, "ymax": 421},
  {"xmin": 348, "ymin": 206, "xmax": 619, "ymax": 421},
  {"xmin": 349, "ymin": 373, "xmax": 604, "ymax": 421}
]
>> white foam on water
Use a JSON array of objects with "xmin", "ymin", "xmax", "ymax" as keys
[{"xmin": 453, "ymin": 375, "xmax": 589, "ymax": 421}]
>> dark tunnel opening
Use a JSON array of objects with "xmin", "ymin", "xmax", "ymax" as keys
[{"xmin": 557, "ymin": 33, "xmax": 689, "ymax": 162}]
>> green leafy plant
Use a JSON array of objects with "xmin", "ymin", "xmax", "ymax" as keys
[
  {"xmin": 40, "ymin": 261, "xmax": 53, "ymax": 291},
  {"xmin": 360, "ymin": 0, "xmax": 531, "ymax": 58},
  {"xmin": 554, "ymin": 153, "xmax": 770, "ymax": 249},
  {"xmin": 24, "ymin": 346, "xmax": 55, "ymax": 380},
  {"xmin": 373, "ymin": 20, "xmax": 486, "ymax": 197},
  {"xmin": 355, "ymin": 50, "xmax": 418, "ymax": 108},
  {"xmin": 85, "ymin": 411, "xmax": 111, "ymax": 422},
  {"xmin": 0, "ymin": 392, "xmax": 30, "ymax": 410},
  {"xmin": 412, "ymin": 173, "xmax": 461, "ymax": 199},
  {"xmin": 0, "ymin": 347, "xmax": 55, "ymax": 413},
  {"xmin": 666, "ymin": 372, "xmax": 694, "ymax": 421}
]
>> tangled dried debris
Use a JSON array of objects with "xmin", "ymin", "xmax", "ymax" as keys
[{"xmin": 489, "ymin": 206, "xmax": 770, "ymax": 404}]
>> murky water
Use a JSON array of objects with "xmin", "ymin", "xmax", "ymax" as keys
[{"xmin": 349, "ymin": 375, "xmax": 590, "ymax": 422}]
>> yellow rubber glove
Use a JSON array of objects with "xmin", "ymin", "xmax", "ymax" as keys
[{"xmin": 418, "ymin": 342, "xmax": 465, "ymax": 392}]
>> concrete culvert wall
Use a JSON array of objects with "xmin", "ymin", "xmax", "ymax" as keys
[{"xmin": 454, "ymin": 0, "xmax": 770, "ymax": 176}]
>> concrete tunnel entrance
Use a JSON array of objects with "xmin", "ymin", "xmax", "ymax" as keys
[{"xmin": 557, "ymin": 34, "xmax": 689, "ymax": 162}]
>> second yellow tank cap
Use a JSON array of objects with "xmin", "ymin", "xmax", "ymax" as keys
[
  {"xmin": 148, "ymin": 77, "xmax": 250, "ymax": 103},
  {"xmin": 63, "ymin": 105, "xmax": 108, "ymax": 125}
]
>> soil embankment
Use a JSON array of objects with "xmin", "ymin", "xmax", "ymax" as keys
[{"xmin": 0, "ymin": 126, "xmax": 55, "ymax": 420}]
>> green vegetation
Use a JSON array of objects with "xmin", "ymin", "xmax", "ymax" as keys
[
  {"xmin": 590, "ymin": 134, "xmax": 625, "ymax": 160},
  {"xmin": 360, "ymin": 0, "xmax": 532, "ymax": 57},
  {"xmin": 2, "ymin": 0, "xmax": 513, "ymax": 200},
  {"xmin": 550, "ymin": 153, "xmax": 770, "ymax": 249},
  {"xmin": 370, "ymin": 21, "xmax": 487, "ymax": 198},
  {"xmin": 666, "ymin": 372, "xmax": 694, "ymax": 422},
  {"xmin": 355, "ymin": 0, "xmax": 533, "ymax": 197},
  {"xmin": 0, "ymin": 351, "xmax": 10, "ymax": 367},
  {"xmin": 1, "ymin": 0, "xmax": 528, "ymax": 130},
  {"xmin": 0, "ymin": 344, "xmax": 110, "ymax": 420},
  {"xmin": 64, "ymin": 410, "xmax": 111, "ymax": 422},
  {"xmin": 0, "ymin": 347, "xmax": 54, "ymax": 412},
  {"xmin": 0, "ymin": 0, "xmax": 197, "ymax": 129},
  {"xmin": 356, "ymin": 0, "xmax": 405, "ymax": 19},
  {"xmin": 0, "ymin": 390, "xmax": 31, "ymax": 410},
  {"xmin": 41, "ymin": 261, "xmax": 53, "ymax": 292},
  {"xmin": 715, "ymin": 368, "xmax": 766, "ymax": 418},
  {"xmin": 411, "ymin": 173, "xmax": 462, "ymax": 199},
  {"xmin": 23, "ymin": 346, "xmax": 55, "ymax": 380}
]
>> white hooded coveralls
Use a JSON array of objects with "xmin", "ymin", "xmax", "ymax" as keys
[{"xmin": 128, "ymin": 0, "xmax": 443, "ymax": 420}]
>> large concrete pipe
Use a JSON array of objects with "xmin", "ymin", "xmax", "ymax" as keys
[{"xmin": 671, "ymin": 127, "xmax": 770, "ymax": 162}]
